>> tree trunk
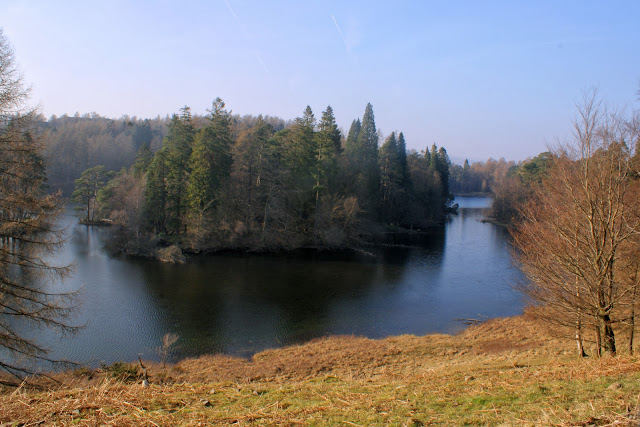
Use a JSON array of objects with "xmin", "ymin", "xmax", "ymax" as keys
[
  {"xmin": 600, "ymin": 314, "xmax": 616, "ymax": 355},
  {"xmin": 630, "ymin": 311, "xmax": 635, "ymax": 355},
  {"xmin": 630, "ymin": 276, "xmax": 638, "ymax": 355},
  {"xmin": 313, "ymin": 186, "xmax": 319, "ymax": 245},
  {"xmin": 262, "ymin": 184, "xmax": 272, "ymax": 246},
  {"xmin": 575, "ymin": 283, "xmax": 587, "ymax": 357},
  {"xmin": 575, "ymin": 310, "xmax": 586, "ymax": 357}
]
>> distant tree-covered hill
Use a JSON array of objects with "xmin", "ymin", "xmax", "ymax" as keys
[{"xmin": 40, "ymin": 113, "xmax": 286, "ymax": 195}]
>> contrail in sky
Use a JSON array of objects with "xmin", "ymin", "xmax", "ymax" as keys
[
  {"xmin": 223, "ymin": 0, "xmax": 241, "ymax": 25},
  {"xmin": 331, "ymin": 15, "xmax": 349, "ymax": 52},
  {"xmin": 223, "ymin": 0, "xmax": 268, "ymax": 73},
  {"xmin": 256, "ymin": 54, "xmax": 269, "ymax": 73}
]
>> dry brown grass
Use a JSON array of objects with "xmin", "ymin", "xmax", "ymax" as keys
[{"xmin": 3, "ymin": 315, "xmax": 640, "ymax": 425}]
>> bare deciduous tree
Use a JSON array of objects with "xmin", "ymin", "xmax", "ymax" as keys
[
  {"xmin": 0, "ymin": 28, "xmax": 77, "ymax": 379},
  {"xmin": 512, "ymin": 90, "xmax": 640, "ymax": 356},
  {"xmin": 159, "ymin": 333, "xmax": 179, "ymax": 369}
]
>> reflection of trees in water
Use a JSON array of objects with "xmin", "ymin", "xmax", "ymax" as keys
[
  {"xmin": 139, "ymin": 262, "xmax": 227, "ymax": 358},
  {"xmin": 140, "ymin": 254, "xmax": 383, "ymax": 356},
  {"xmin": 136, "ymin": 236, "xmax": 448, "ymax": 357},
  {"xmin": 44, "ymin": 203, "xmax": 524, "ymax": 365},
  {"xmin": 457, "ymin": 206, "xmax": 489, "ymax": 222}
]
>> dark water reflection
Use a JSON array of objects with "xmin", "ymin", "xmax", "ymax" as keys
[{"xmin": 34, "ymin": 196, "xmax": 524, "ymax": 366}]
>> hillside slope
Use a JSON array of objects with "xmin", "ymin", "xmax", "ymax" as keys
[{"xmin": 3, "ymin": 315, "xmax": 640, "ymax": 425}]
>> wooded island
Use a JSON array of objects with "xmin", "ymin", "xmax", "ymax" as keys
[{"xmin": 65, "ymin": 100, "xmax": 456, "ymax": 256}]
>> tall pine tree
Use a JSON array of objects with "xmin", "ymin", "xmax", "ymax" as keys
[
  {"xmin": 344, "ymin": 118, "xmax": 361, "ymax": 156},
  {"xmin": 397, "ymin": 132, "xmax": 410, "ymax": 189},
  {"xmin": 313, "ymin": 105, "xmax": 341, "ymax": 238},
  {"xmin": 186, "ymin": 98, "xmax": 233, "ymax": 235},
  {"xmin": 354, "ymin": 103, "xmax": 380, "ymax": 211},
  {"xmin": 379, "ymin": 132, "xmax": 402, "ymax": 224},
  {"xmin": 314, "ymin": 105, "xmax": 341, "ymax": 198},
  {"xmin": 143, "ymin": 149, "xmax": 168, "ymax": 233},
  {"xmin": 282, "ymin": 106, "xmax": 317, "ymax": 225},
  {"xmin": 163, "ymin": 106, "xmax": 194, "ymax": 235}
]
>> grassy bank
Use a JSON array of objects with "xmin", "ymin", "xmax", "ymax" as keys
[{"xmin": 3, "ymin": 315, "xmax": 640, "ymax": 425}]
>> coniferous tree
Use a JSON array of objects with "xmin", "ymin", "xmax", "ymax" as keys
[
  {"xmin": 342, "ymin": 118, "xmax": 362, "ymax": 197},
  {"xmin": 379, "ymin": 132, "xmax": 401, "ymax": 223},
  {"xmin": 132, "ymin": 143, "xmax": 153, "ymax": 177},
  {"xmin": 358, "ymin": 103, "xmax": 379, "ymax": 162},
  {"xmin": 397, "ymin": 132, "xmax": 410, "ymax": 189},
  {"xmin": 462, "ymin": 159, "xmax": 471, "ymax": 192},
  {"xmin": 186, "ymin": 98, "xmax": 233, "ymax": 236},
  {"xmin": 394, "ymin": 132, "xmax": 412, "ymax": 225},
  {"xmin": 253, "ymin": 124, "xmax": 288, "ymax": 246},
  {"xmin": 282, "ymin": 106, "xmax": 317, "ymax": 227},
  {"xmin": 229, "ymin": 116, "xmax": 289, "ymax": 246},
  {"xmin": 143, "ymin": 149, "xmax": 168, "ymax": 233},
  {"xmin": 429, "ymin": 144, "xmax": 438, "ymax": 171},
  {"xmin": 284, "ymin": 107, "xmax": 316, "ymax": 181},
  {"xmin": 347, "ymin": 103, "xmax": 380, "ymax": 212},
  {"xmin": 379, "ymin": 133, "xmax": 399, "ymax": 197},
  {"xmin": 313, "ymin": 106, "xmax": 341, "ymax": 238},
  {"xmin": 164, "ymin": 107, "xmax": 194, "ymax": 235},
  {"xmin": 437, "ymin": 146, "xmax": 451, "ymax": 200},
  {"xmin": 345, "ymin": 118, "xmax": 361, "ymax": 154},
  {"xmin": 314, "ymin": 105, "xmax": 341, "ymax": 198}
]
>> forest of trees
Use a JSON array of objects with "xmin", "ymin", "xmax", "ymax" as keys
[
  {"xmin": 487, "ymin": 152, "xmax": 552, "ymax": 224},
  {"xmin": 39, "ymin": 112, "xmax": 286, "ymax": 195},
  {"xmin": 7, "ymin": 17, "xmax": 640, "ymax": 388},
  {"xmin": 449, "ymin": 157, "xmax": 515, "ymax": 195},
  {"xmin": 67, "ymin": 100, "xmax": 454, "ymax": 255}
]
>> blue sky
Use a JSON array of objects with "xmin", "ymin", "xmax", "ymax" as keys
[{"xmin": 2, "ymin": 0, "xmax": 639, "ymax": 162}]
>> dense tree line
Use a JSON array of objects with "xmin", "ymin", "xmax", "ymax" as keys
[
  {"xmin": 37, "ymin": 112, "xmax": 286, "ymax": 195},
  {"xmin": 449, "ymin": 157, "xmax": 515, "ymax": 195},
  {"xmin": 489, "ymin": 152, "xmax": 552, "ymax": 224},
  {"xmin": 84, "ymin": 100, "xmax": 453, "ymax": 253},
  {"xmin": 449, "ymin": 152, "xmax": 552, "ymax": 225},
  {"xmin": 41, "ymin": 113, "xmax": 168, "ymax": 194}
]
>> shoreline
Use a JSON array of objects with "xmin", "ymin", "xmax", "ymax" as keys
[
  {"xmin": 107, "ymin": 226, "xmax": 449, "ymax": 263},
  {"xmin": 5, "ymin": 313, "xmax": 640, "ymax": 425}
]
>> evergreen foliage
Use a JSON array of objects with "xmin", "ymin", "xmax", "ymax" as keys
[
  {"xmin": 143, "ymin": 149, "xmax": 168, "ymax": 233},
  {"xmin": 164, "ymin": 109, "xmax": 194, "ymax": 234},
  {"xmin": 186, "ymin": 98, "xmax": 233, "ymax": 234},
  {"xmin": 133, "ymin": 143, "xmax": 153, "ymax": 177},
  {"xmin": 344, "ymin": 118, "xmax": 361, "ymax": 155},
  {"xmin": 314, "ymin": 105, "xmax": 341, "ymax": 197},
  {"xmin": 355, "ymin": 103, "xmax": 381, "ymax": 210},
  {"xmin": 397, "ymin": 132, "xmax": 410, "ymax": 189},
  {"xmin": 80, "ymin": 100, "xmax": 454, "ymax": 252},
  {"xmin": 379, "ymin": 132, "xmax": 402, "ymax": 224}
]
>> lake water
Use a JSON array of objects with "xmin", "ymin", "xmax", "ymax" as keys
[{"xmin": 28, "ymin": 196, "xmax": 525, "ymax": 367}]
